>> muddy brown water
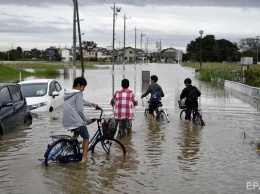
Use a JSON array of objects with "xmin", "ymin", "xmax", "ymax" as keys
[{"xmin": 0, "ymin": 63, "xmax": 260, "ymax": 194}]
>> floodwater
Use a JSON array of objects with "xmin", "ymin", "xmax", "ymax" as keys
[{"xmin": 1, "ymin": 63, "xmax": 260, "ymax": 194}]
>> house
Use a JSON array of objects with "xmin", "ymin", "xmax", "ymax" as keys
[
  {"xmin": 45, "ymin": 47, "xmax": 60, "ymax": 61},
  {"xmin": 96, "ymin": 48, "xmax": 111, "ymax": 62},
  {"xmin": 82, "ymin": 48, "xmax": 98, "ymax": 61},
  {"xmin": 117, "ymin": 47, "xmax": 136, "ymax": 62},
  {"xmin": 161, "ymin": 48, "xmax": 177, "ymax": 62},
  {"xmin": 136, "ymin": 49, "xmax": 145, "ymax": 62},
  {"xmin": 60, "ymin": 48, "xmax": 72, "ymax": 62},
  {"xmin": 161, "ymin": 48, "xmax": 183, "ymax": 63},
  {"xmin": 23, "ymin": 51, "xmax": 32, "ymax": 57}
]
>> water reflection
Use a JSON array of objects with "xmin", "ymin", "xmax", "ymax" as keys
[
  {"xmin": 177, "ymin": 124, "xmax": 202, "ymax": 172},
  {"xmin": 145, "ymin": 121, "xmax": 164, "ymax": 166}
]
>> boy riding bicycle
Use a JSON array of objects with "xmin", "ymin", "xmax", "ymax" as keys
[
  {"xmin": 62, "ymin": 77, "xmax": 97, "ymax": 163},
  {"xmin": 141, "ymin": 75, "xmax": 165, "ymax": 120}
]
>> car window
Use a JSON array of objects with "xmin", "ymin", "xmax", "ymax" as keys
[
  {"xmin": 49, "ymin": 81, "xmax": 62, "ymax": 95},
  {"xmin": 49, "ymin": 81, "xmax": 56, "ymax": 96},
  {"xmin": 54, "ymin": 82, "xmax": 62, "ymax": 92},
  {"xmin": 9, "ymin": 86, "xmax": 22, "ymax": 102},
  {"xmin": 0, "ymin": 87, "xmax": 12, "ymax": 104},
  {"xmin": 20, "ymin": 83, "xmax": 47, "ymax": 97}
]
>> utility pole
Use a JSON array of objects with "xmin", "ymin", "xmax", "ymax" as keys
[
  {"xmin": 72, "ymin": 0, "xmax": 77, "ymax": 78},
  {"xmin": 123, "ymin": 14, "xmax": 126, "ymax": 70},
  {"xmin": 159, "ymin": 39, "xmax": 162, "ymax": 62},
  {"xmin": 123, "ymin": 14, "xmax": 130, "ymax": 70},
  {"xmin": 199, "ymin": 30, "xmax": 204, "ymax": 69},
  {"xmin": 256, "ymin": 36, "xmax": 260, "ymax": 64},
  {"xmin": 75, "ymin": 0, "xmax": 84, "ymax": 77},
  {"xmin": 146, "ymin": 37, "xmax": 149, "ymax": 63},
  {"xmin": 111, "ymin": 3, "xmax": 121, "ymax": 71},
  {"xmin": 134, "ymin": 27, "xmax": 137, "ymax": 65},
  {"xmin": 140, "ymin": 33, "xmax": 146, "ymax": 62}
]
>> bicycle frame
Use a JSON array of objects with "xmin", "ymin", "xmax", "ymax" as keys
[
  {"xmin": 179, "ymin": 106, "xmax": 205, "ymax": 126},
  {"xmin": 144, "ymin": 97, "xmax": 170, "ymax": 122}
]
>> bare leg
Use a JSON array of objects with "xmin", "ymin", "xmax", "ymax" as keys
[
  {"xmin": 185, "ymin": 119, "xmax": 190, "ymax": 124},
  {"xmin": 148, "ymin": 114, "xmax": 153, "ymax": 120},
  {"xmin": 80, "ymin": 139, "xmax": 89, "ymax": 163},
  {"xmin": 127, "ymin": 128, "xmax": 132, "ymax": 134}
]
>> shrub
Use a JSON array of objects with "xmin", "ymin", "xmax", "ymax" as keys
[{"xmin": 244, "ymin": 69, "xmax": 260, "ymax": 87}]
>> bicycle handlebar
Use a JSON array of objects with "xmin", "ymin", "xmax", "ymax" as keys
[{"xmin": 94, "ymin": 106, "xmax": 103, "ymax": 121}]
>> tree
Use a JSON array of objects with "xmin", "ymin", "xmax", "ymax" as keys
[
  {"xmin": 82, "ymin": 41, "xmax": 98, "ymax": 49},
  {"xmin": 186, "ymin": 35, "xmax": 240, "ymax": 62},
  {"xmin": 202, "ymin": 35, "xmax": 216, "ymax": 62},
  {"xmin": 0, "ymin": 52, "xmax": 7, "ymax": 61},
  {"xmin": 214, "ymin": 39, "xmax": 240, "ymax": 62},
  {"xmin": 238, "ymin": 38, "xmax": 258, "ymax": 62}
]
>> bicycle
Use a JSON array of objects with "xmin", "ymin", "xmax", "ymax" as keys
[
  {"xmin": 178, "ymin": 99, "xmax": 205, "ymax": 126},
  {"xmin": 114, "ymin": 118, "xmax": 130, "ymax": 139},
  {"xmin": 144, "ymin": 97, "xmax": 170, "ymax": 122},
  {"xmin": 40, "ymin": 106, "xmax": 126, "ymax": 166}
]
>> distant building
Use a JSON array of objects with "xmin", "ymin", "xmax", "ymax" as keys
[
  {"xmin": 60, "ymin": 48, "xmax": 72, "ymax": 62},
  {"xmin": 117, "ymin": 47, "xmax": 135, "ymax": 62},
  {"xmin": 96, "ymin": 47, "xmax": 111, "ymax": 62},
  {"xmin": 45, "ymin": 47, "xmax": 60, "ymax": 61},
  {"xmin": 161, "ymin": 48, "xmax": 183, "ymax": 62}
]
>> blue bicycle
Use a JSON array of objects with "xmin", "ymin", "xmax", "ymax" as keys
[{"xmin": 41, "ymin": 106, "xmax": 126, "ymax": 166}]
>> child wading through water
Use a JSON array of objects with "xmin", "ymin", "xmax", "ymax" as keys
[
  {"xmin": 62, "ymin": 77, "xmax": 98, "ymax": 163},
  {"xmin": 110, "ymin": 79, "xmax": 138, "ymax": 133},
  {"xmin": 141, "ymin": 75, "xmax": 164, "ymax": 120}
]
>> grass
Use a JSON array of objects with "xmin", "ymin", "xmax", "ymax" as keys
[
  {"xmin": 4, "ymin": 61, "xmax": 113, "ymax": 70},
  {"xmin": 182, "ymin": 62, "xmax": 242, "ymax": 85},
  {"xmin": 34, "ymin": 68, "xmax": 61, "ymax": 76},
  {"xmin": 182, "ymin": 62, "xmax": 241, "ymax": 70},
  {"xmin": 0, "ymin": 64, "xmax": 33, "ymax": 82},
  {"xmin": 0, "ymin": 61, "xmax": 110, "ymax": 82},
  {"xmin": 5, "ymin": 61, "xmax": 94, "ymax": 69}
]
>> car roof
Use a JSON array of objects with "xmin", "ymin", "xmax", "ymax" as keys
[
  {"xmin": 19, "ymin": 79, "xmax": 55, "ymax": 84},
  {"xmin": 0, "ymin": 83, "xmax": 20, "ymax": 90}
]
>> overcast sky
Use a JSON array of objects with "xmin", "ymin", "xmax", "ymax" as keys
[{"xmin": 1, "ymin": 0, "xmax": 260, "ymax": 52}]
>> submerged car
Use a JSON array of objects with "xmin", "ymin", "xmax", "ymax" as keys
[
  {"xmin": 0, "ymin": 83, "xmax": 32, "ymax": 135},
  {"xmin": 19, "ymin": 79, "xmax": 64, "ymax": 113}
]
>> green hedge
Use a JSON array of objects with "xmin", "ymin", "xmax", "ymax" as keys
[
  {"xmin": 199, "ymin": 67, "xmax": 239, "ymax": 85},
  {"xmin": 244, "ymin": 69, "xmax": 260, "ymax": 87}
]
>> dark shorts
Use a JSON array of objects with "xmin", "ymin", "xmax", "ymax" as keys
[
  {"xmin": 185, "ymin": 107, "xmax": 192, "ymax": 120},
  {"xmin": 149, "ymin": 101, "xmax": 161, "ymax": 114},
  {"xmin": 185, "ymin": 106, "xmax": 198, "ymax": 121},
  {"xmin": 74, "ymin": 126, "xmax": 89, "ymax": 139}
]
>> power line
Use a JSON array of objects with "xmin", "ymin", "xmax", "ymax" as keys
[{"xmin": 78, "ymin": 6, "xmax": 111, "ymax": 27}]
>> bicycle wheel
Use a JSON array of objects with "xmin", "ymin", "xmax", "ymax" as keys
[
  {"xmin": 180, "ymin": 109, "xmax": 186, "ymax": 119},
  {"xmin": 158, "ymin": 110, "xmax": 170, "ymax": 122},
  {"xmin": 91, "ymin": 138, "xmax": 126, "ymax": 157},
  {"xmin": 193, "ymin": 112, "xmax": 204, "ymax": 125},
  {"xmin": 144, "ymin": 108, "xmax": 148, "ymax": 117},
  {"xmin": 44, "ymin": 139, "xmax": 78, "ymax": 166}
]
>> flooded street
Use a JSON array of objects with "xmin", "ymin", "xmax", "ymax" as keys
[{"xmin": 1, "ymin": 63, "xmax": 260, "ymax": 194}]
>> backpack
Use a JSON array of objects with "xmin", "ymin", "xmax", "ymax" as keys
[
  {"xmin": 151, "ymin": 90, "xmax": 161, "ymax": 103},
  {"xmin": 186, "ymin": 89, "xmax": 198, "ymax": 103}
]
